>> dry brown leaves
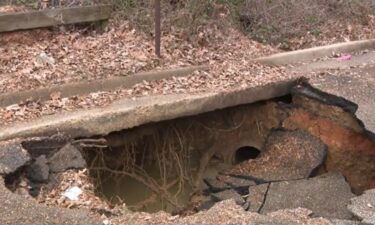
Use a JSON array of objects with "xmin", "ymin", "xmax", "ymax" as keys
[
  {"xmin": 0, "ymin": 19, "xmax": 284, "ymax": 125},
  {"xmin": 0, "ymin": 20, "xmax": 278, "ymax": 94},
  {"xmin": 0, "ymin": 22, "xmax": 157, "ymax": 93},
  {"xmin": 287, "ymin": 16, "xmax": 375, "ymax": 50},
  {"xmin": 0, "ymin": 64, "xmax": 293, "ymax": 125}
]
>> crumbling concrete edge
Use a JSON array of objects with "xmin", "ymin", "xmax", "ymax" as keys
[
  {"xmin": 256, "ymin": 39, "xmax": 375, "ymax": 65},
  {"xmin": 0, "ymin": 65, "xmax": 208, "ymax": 108},
  {"xmin": 0, "ymin": 79, "xmax": 297, "ymax": 141}
]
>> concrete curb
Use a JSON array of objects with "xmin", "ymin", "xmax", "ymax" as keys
[
  {"xmin": 0, "ymin": 79, "xmax": 297, "ymax": 141},
  {"xmin": 0, "ymin": 65, "xmax": 208, "ymax": 108},
  {"xmin": 256, "ymin": 39, "xmax": 375, "ymax": 65}
]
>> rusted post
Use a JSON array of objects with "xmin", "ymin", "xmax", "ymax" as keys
[{"xmin": 154, "ymin": 0, "xmax": 161, "ymax": 57}]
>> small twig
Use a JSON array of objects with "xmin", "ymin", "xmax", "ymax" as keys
[
  {"xmin": 255, "ymin": 118, "xmax": 262, "ymax": 136},
  {"xmin": 195, "ymin": 113, "xmax": 245, "ymax": 133},
  {"xmin": 78, "ymin": 143, "xmax": 108, "ymax": 148},
  {"xmin": 73, "ymin": 138, "xmax": 108, "ymax": 144}
]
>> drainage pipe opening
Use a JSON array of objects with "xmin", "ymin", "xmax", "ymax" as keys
[{"xmin": 234, "ymin": 146, "xmax": 261, "ymax": 164}]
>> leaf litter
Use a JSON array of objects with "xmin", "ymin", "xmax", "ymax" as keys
[
  {"xmin": 1, "ymin": 11, "xmax": 373, "ymax": 127},
  {"xmin": 0, "ymin": 19, "xmax": 285, "ymax": 125}
]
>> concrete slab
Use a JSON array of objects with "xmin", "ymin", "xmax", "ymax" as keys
[
  {"xmin": 0, "ymin": 79, "xmax": 297, "ymax": 141},
  {"xmin": 0, "ymin": 65, "xmax": 208, "ymax": 107}
]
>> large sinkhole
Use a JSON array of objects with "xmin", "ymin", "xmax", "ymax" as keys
[
  {"xmin": 76, "ymin": 99, "xmax": 278, "ymax": 213},
  {"xmin": 85, "ymin": 142, "xmax": 197, "ymax": 213},
  {"xmin": 3, "ymin": 83, "xmax": 375, "ymax": 216}
]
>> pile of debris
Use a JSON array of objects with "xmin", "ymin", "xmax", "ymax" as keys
[{"xmin": 0, "ymin": 137, "xmax": 112, "ymax": 211}]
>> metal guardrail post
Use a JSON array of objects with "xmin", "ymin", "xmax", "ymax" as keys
[{"xmin": 155, "ymin": 0, "xmax": 161, "ymax": 57}]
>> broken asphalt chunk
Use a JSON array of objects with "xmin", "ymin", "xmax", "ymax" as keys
[
  {"xmin": 0, "ymin": 140, "xmax": 31, "ymax": 175},
  {"xmin": 210, "ymin": 189, "xmax": 245, "ymax": 206},
  {"xmin": 27, "ymin": 155, "xmax": 49, "ymax": 182},
  {"xmin": 48, "ymin": 143, "xmax": 86, "ymax": 173},
  {"xmin": 257, "ymin": 173, "xmax": 355, "ymax": 220}
]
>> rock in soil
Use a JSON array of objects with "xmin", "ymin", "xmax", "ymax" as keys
[
  {"xmin": 347, "ymin": 189, "xmax": 375, "ymax": 224},
  {"xmin": 48, "ymin": 143, "xmax": 86, "ymax": 173},
  {"xmin": 247, "ymin": 183, "xmax": 269, "ymax": 212},
  {"xmin": 194, "ymin": 195, "xmax": 216, "ymax": 212},
  {"xmin": 27, "ymin": 155, "xmax": 49, "ymax": 182},
  {"xmin": 0, "ymin": 140, "xmax": 30, "ymax": 175},
  {"xmin": 203, "ymin": 178, "xmax": 230, "ymax": 193},
  {"xmin": 210, "ymin": 189, "xmax": 245, "ymax": 205},
  {"xmin": 228, "ymin": 129, "xmax": 326, "ymax": 181},
  {"xmin": 217, "ymin": 175, "xmax": 256, "ymax": 191},
  {"xmin": 256, "ymin": 173, "xmax": 355, "ymax": 220}
]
